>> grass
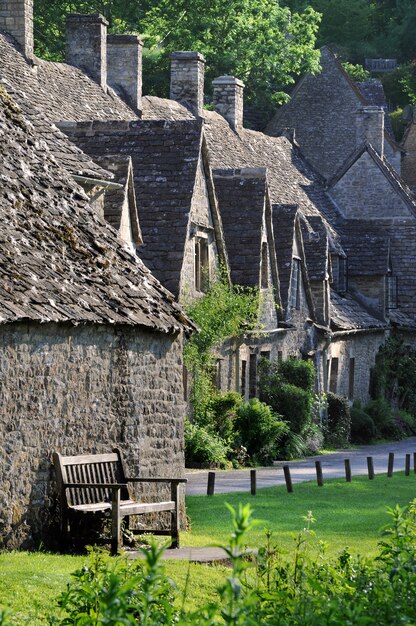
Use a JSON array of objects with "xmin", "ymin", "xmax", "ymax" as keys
[{"xmin": 2, "ymin": 472, "xmax": 416, "ymax": 623}]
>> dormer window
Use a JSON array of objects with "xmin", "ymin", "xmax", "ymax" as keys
[
  {"xmin": 195, "ymin": 236, "xmax": 209, "ymax": 293},
  {"xmin": 289, "ymin": 258, "xmax": 301, "ymax": 310},
  {"xmin": 385, "ymin": 272, "xmax": 398, "ymax": 309}
]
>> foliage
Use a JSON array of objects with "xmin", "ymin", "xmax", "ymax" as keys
[
  {"xmin": 372, "ymin": 336, "xmax": 416, "ymax": 413},
  {"xmin": 8, "ymin": 499, "xmax": 416, "ymax": 625},
  {"xmin": 324, "ymin": 392, "xmax": 351, "ymax": 447},
  {"xmin": 184, "ymin": 275, "xmax": 260, "ymax": 423},
  {"xmin": 206, "ymin": 392, "xmax": 243, "ymax": 445},
  {"xmin": 342, "ymin": 61, "xmax": 371, "ymax": 81},
  {"xmin": 34, "ymin": 1, "xmax": 321, "ymax": 113},
  {"xmin": 389, "ymin": 107, "xmax": 407, "ymax": 141},
  {"xmin": 234, "ymin": 398, "xmax": 289, "ymax": 464},
  {"xmin": 277, "ymin": 357, "xmax": 315, "ymax": 392},
  {"xmin": 48, "ymin": 544, "xmax": 176, "ymax": 625},
  {"xmin": 184, "ymin": 419, "xmax": 230, "ymax": 468},
  {"xmin": 350, "ymin": 401, "xmax": 376, "ymax": 443}
]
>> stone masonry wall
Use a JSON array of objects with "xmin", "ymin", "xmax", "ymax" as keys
[
  {"xmin": 0, "ymin": 0, "xmax": 33, "ymax": 58},
  {"xmin": 0, "ymin": 321, "xmax": 186, "ymax": 549}
]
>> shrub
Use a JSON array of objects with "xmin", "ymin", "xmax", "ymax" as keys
[
  {"xmin": 324, "ymin": 393, "xmax": 351, "ymax": 448},
  {"xmin": 396, "ymin": 409, "xmax": 416, "ymax": 436},
  {"xmin": 350, "ymin": 402, "xmax": 376, "ymax": 443},
  {"xmin": 184, "ymin": 420, "xmax": 230, "ymax": 468},
  {"xmin": 206, "ymin": 391, "xmax": 242, "ymax": 444},
  {"xmin": 365, "ymin": 398, "xmax": 406, "ymax": 440},
  {"xmin": 273, "ymin": 383, "xmax": 312, "ymax": 434},
  {"xmin": 302, "ymin": 421, "xmax": 324, "ymax": 455},
  {"xmin": 235, "ymin": 398, "xmax": 289, "ymax": 464},
  {"xmin": 278, "ymin": 358, "xmax": 315, "ymax": 392}
]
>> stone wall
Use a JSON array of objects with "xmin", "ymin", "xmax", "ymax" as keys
[
  {"xmin": 0, "ymin": 321, "xmax": 186, "ymax": 549},
  {"xmin": 0, "ymin": 0, "xmax": 33, "ymax": 59}
]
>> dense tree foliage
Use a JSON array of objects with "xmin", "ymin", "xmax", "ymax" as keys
[{"xmin": 34, "ymin": 0, "xmax": 320, "ymax": 111}]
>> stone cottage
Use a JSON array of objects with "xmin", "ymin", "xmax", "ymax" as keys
[{"xmin": 0, "ymin": 59, "xmax": 193, "ymax": 547}]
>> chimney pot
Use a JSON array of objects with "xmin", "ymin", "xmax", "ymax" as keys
[
  {"xmin": 0, "ymin": 0, "xmax": 33, "ymax": 60},
  {"xmin": 170, "ymin": 51, "xmax": 205, "ymax": 116},
  {"xmin": 66, "ymin": 14, "xmax": 108, "ymax": 90},
  {"xmin": 212, "ymin": 75, "xmax": 245, "ymax": 130},
  {"xmin": 107, "ymin": 34, "xmax": 143, "ymax": 113}
]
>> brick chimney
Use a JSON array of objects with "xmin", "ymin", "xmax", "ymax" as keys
[
  {"xmin": 0, "ymin": 0, "xmax": 34, "ymax": 60},
  {"xmin": 355, "ymin": 105, "xmax": 384, "ymax": 159},
  {"xmin": 170, "ymin": 51, "xmax": 205, "ymax": 116},
  {"xmin": 66, "ymin": 14, "xmax": 108, "ymax": 90},
  {"xmin": 212, "ymin": 75, "xmax": 244, "ymax": 130},
  {"xmin": 107, "ymin": 34, "xmax": 143, "ymax": 112}
]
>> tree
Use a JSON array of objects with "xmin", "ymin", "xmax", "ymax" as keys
[{"xmin": 34, "ymin": 0, "xmax": 321, "ymax": 112}]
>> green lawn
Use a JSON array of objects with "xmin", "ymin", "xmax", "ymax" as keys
[{"xmin": 1, "ymin": 472, "xmax": 416, "ymax": 624}]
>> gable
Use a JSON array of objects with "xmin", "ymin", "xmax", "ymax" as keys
[
  {"xmin": 329, "ymin": 151, "xmax": 414, "ymax": 220},
  {"xmin": 266, "ymin": 47, "xmax": 363, "ymax": 180}
]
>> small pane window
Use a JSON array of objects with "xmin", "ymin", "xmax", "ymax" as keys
[
  {"xmin": 195, "ymin": 237, "xmax": 209, "ymax": 292},
  {"xmin": 385, "ymin": 274, "xmax": 398, "ymax": 309},
  {"xmin": 289, "ymin": 258, "xmax": 301, "ymax": 310},
  {"xmin": 329, "ymin": 357, "xmax": 339, "ymax": 393},
  {"xmin": 249, "ymin": 354, "xmax": 257, "ymax": 399},
  {"xmin": 348, "ymin": 358, "xmax": 355, "ymax": 400},
  {"xmin": 241, "ymin": 359, "xmax": 247, "ymax": 399}
]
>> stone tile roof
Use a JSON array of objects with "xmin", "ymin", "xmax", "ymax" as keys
[
  {"xmin": 0, "ymin": 85, "xmax": 192, "ymax": 333},
  {"xmin": 63, "ymin": 119, "xmax": 204, "ymax": 297},
  {"xmin": 212, "ymin": 169, "xmax": 267, "ymax": 287},
  {"xmin": 341, "ymin": 222, "xmax": 389, "ymax": 276},
  {"xmin": 272, "ymin": 204, "xmax": 298, "ymax": 313},
  {"xmin": 301, "ymin": 215, "xmax": 329, "ymax": 281},
  {"xmin": 142, "ymin": 96, "xmax": 195, "ymax": 121},
  {"xmin": 330, "ymin": 290, "xmax": 387, "ymax": 331}
]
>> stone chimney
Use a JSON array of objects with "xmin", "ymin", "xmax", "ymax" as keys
[
  {"xmin": 0, "ymin": 0, "xmax": 34, "ymax": 60},
  {"xmin": 66, "ymin": 14, "xmax": 108, "ymax": 90},
  {"xmin": 355, "ymin": 105, "xmax": 385, "ymax": 159},
  {"xmin": 170, "ymin": 51, "xmax": 205, "ymax": 116},
  {"xmin": 107, "ymin": 34, "xmax": 143, "ymax": 112},
  {"xmin": 212, "ymin": 76, "xmax": 244, "ymax": 130}
]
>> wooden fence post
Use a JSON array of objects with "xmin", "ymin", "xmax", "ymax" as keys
[
  {"xmin": 207, "ymin": 471, "xmax": 215, "ymax": 496},
  {"xmin": 387, "ymin": 452, "xmax": 394, "ymax": 478},
  {"xmin": 250, "ymin": 469, "xmax": 256, "ymax": 496},
  {"xmin": 315, "ymin": 460, "xmax": 324, "ymax": 487},
  {"xmin": 405, "ymin": 453, "xmax": 411, "ymax": 476},
  {"xmin": 344, "ymin": 459, "xmax": 352, "ymax": 482},
  {"xmin": 283, "ymin": 465, "xmax": 293, "ymax": 493},
  {"xmin": 367, "ymin": 456, "xmax": 374, "ymax": 480}
]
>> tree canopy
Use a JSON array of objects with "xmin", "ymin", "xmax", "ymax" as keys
[{"xmin": 33, "ymin": 0, "xmax": 321, "ymax": 113}]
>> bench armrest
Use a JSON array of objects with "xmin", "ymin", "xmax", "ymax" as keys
[
  {"xmin": 64, "ymin": 483, "xmax": 127, "ymax": 489},
  {"xmin": 125, "ymin": 478, "xmax": 187, "ymax": 484}
]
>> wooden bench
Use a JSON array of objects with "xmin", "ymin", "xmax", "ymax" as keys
[{"xmin": 53, "ymin": 449, "xmax": 187, "ymax": 555}]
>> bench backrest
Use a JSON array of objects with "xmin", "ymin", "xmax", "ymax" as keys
[{"xmin": 53, "ymin": 450, "xmax": 130, "ymax": 507}]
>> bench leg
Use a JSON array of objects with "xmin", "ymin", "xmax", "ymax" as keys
[
  {"xmin": 170, "ymin": 482, "xmax": 180, "ymax": 549},
  {"xmin": 111, "ymin": 487, "xmax": 121, "ymax": 556}
]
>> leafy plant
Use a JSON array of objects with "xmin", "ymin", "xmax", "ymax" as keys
[
  {"xmin": 350, "ymin": 401, "xmax": 376, "ymax": 443},
  {"xmin": 324, "ymin": 392, "xmax": 351, "ymax": 447},
  {"xmin": 184, "ymin": 419, "xmax": 230, "ymax": 468},
  {"xmin": 235, "ymin": 398, "xmax": 289, "ymax": 464},
  {"xmin": 342, "ymin": 61, "xmax": 370, "ymax": 81}
]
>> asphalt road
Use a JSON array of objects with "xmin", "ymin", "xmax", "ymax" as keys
[{"xmin": 185, "ymin": 437, "xmax": 416, "ymax": 495}]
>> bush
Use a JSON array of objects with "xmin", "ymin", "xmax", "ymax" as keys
[
  {"xmin": 365, "ymin": 398, "xmax": 406, "ymax": 440},
  {"xmin": 324, "ymin": 393, "xmax": 351, "ymax": 448},
  {"xmin": 302, "ymin": 421, "xmax": 324, "ymax": 455},
  {"xmin": 206, "ymin": 391, "xmax": 242, "ymax": 444},
  {"xmin": 184, "ymin": 420, "xmax": 230, "ymax": 468},
  {"xmin": 273, "ymin": 383, "xmax": 312, "ymax": 434},
  {"xmin": 396, "ymin": 409, "xmax": 416, "ymax": 436},
  {"xmin": 235, "ymin": 398, "xmax": 289, "ymax": 464},
  {"xmin": 350, "ymin": 402, "xmax": 376, "ymax": 443},
  {"xmin": 278, "ymin": 358, "xmax": 315, "ymax": 392}
]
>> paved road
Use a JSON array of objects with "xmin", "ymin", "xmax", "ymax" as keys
[{"xmin": 185, "ymin": 437, "xmax": 416, "ymax": 495}]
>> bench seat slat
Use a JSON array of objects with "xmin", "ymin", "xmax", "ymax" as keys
[
  {"xmin": 120, "ymin": 501, "xmax": 176, "ymax": 515},
  {"xmin": 60, "ymin": 453, "xmax": 119, "ymax": 465}
]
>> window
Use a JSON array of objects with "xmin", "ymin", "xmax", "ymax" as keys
[
  {"xmin": 385, "ymin": 274, "xmax": 398, "ymax": 309},
  {"xmin": 289, "ymin": 258, "xmax": 301, "ymax": 310},
  {"xmin": 249, "ymin": 354, "xmax": 257, "ymax": 398},
  {"xmin": 260, "ymin": 350, "xmax": 271, "ymax": 361},
  {"xmin": 241, "ymin": 359, "xmax": 247, "ymax": 399},
  {"xmin": 329, "ymin": 358, "xmax": 339, "ymax": 393},
  {"xmin": 348, "ymin": 358, "xmax": 355, "ymax": 400},
  {"xmin": 195, "ymin": 237, "xmax": 209, "ymax": 292},
  {"xmin": 261, "ymin": 242, "xmax": 269, "ymax": 289}
]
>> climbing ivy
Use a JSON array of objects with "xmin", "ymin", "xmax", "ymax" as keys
[
  {"xmin": 184, "ymin": 275, "xmax": 260, "ymax": 423},
  {"xmin": 372, "ymin": 336, "xmax": 416, "ymax": 413}
]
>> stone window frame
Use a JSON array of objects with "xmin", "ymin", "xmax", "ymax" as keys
[
  {"xmin": 194, "ymin": 234, "xmax": 210, "ymax": 293},
  {"xmin": 385, "ymin": 273, "xmax": 398, "ymax": 310},
  {"xmin": 329, "ymin": 357, "xmax": 339, "ymax": 393}
]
